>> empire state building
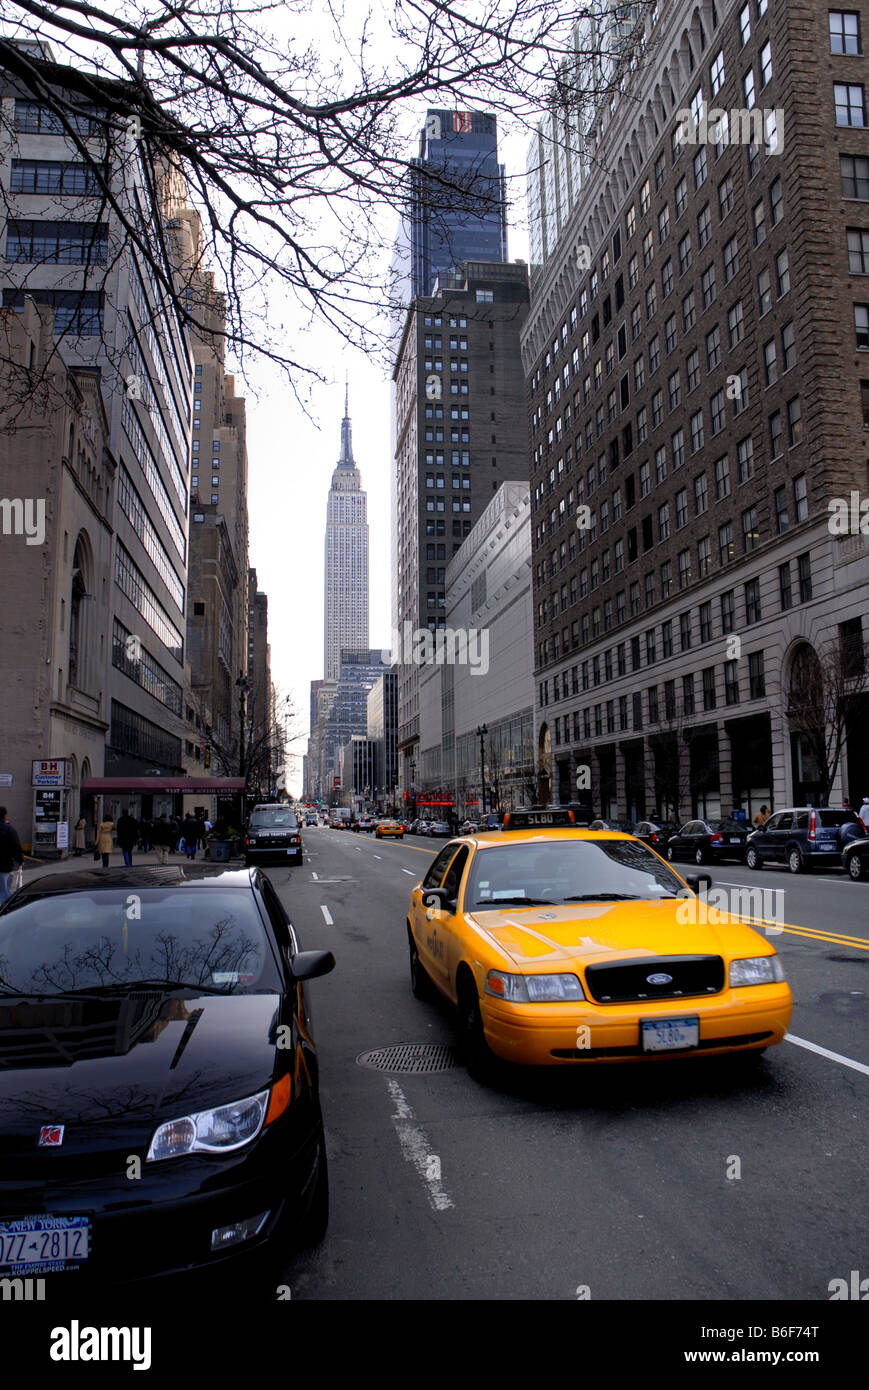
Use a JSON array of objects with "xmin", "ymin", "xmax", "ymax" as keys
[{"xmin": 324, "ymin": 385, "xmax": 369, "ymax": 681}]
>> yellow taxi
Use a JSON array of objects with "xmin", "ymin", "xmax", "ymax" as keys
[
  {"xmin": 375, "ymin": 819, "xmax": 405, "ymax": 839},
  {"xmin": 406, "ymin": 809, "xmax": 792, "ymax": 1076}
]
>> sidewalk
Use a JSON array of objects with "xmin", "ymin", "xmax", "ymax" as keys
[{"xmin": 21, "ymin": 849, "xmax": 241, "ymax": 882}]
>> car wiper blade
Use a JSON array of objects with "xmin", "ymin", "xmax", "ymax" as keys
[
  {"xmin": 54, "ymin": 978, "xmax": 232, "ymax": 997},
  {"xmin": 473, "ymin": 896, "xmax": 556, "ymax": 907},
  {"xmin": 563, "ymin": 893, "xmax": 643, "ymax": 902}
]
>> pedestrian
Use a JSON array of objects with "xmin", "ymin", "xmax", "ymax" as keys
[
  {"xmin": 152, "ymin": 814, "xmax": 172, "ymax": 865},
  {"xmin": 73, "ymin": 816, "xmax": 86, "ymax": 856},
  {"xmin": 181, "ymin": 812, "xmax": 199, "ymax": 860},
  {"xmin": 753, "ymin": 804, "xmax": 770, "ymax": 828},
  {"xmin": 168, "ymin": 817, "xmax": 180, "ymax": 853},
  {"xmin": 0, "ymin": 807, "xmax": 24, "ymax": 906},
  {"xmin": 96, "ymin": 815, "xmax": 114, "ymax": 869},
  {"xmin": 138, "ymin": 817, "xmax": 152, "ymax": 853},
  {"xmin": 860, "ymin": 795, "xmax": 869, "ymax": 826},
  {"xmin": 116, "ymin": 810, "xmax": 139, "ymax": 868}
]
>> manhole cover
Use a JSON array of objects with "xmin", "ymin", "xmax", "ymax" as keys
[{"xmin": 356, "ymin": 1043, "xmax": 459, "ymax": 1074}]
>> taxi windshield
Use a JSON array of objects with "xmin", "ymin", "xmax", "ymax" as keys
[{"xmin": 466, "ymin": 838, "xmax": 686, "ymax": 908}]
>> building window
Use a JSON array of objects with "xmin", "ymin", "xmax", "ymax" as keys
[
  {"xmin": 798, "ymin": 552, "xmax": 813, "ymax": 602},
  {"xmin": 779, "ymin": 561, "xmax": 793, "ymax": 610},
  {"xmin": 680, "ymin": 611, "xmax": 693, "ymax": 651},
  {"xmin": 793, "ymin": 472, "xmax": 808, "ymax": 521},
  {"xmin": 683, "ymin": 672, "xmax": 696, "ymax": 714},
  {"xmin": 830, "ymin": 12, "xmax": 861, "ymax": 54},
  {"xmin": 690, "ymin": 411, "xmax": 705, "ymax": 454},
  {"xmin": 687, "ymin": 348, "xmax": 700, "ymax": 391},
  {"xmin": 745, "ymin": 576, "xmax": 761, "ymax": 624},
  {"xmin": 698, "ymin": 536, "xmax": 712, "ymax": 578},
  {"xmin": 675, "ymin": 176, "xmax": 688, "ymax": 218},
  {"xmin": 841, "ymin": 154, "xmax": 869, "ymax": 199},
  {"xmin": 678, "ymin": 548, "xmax": 692, "ymax": 589},
  {"xmin": 719, "ymin": 173, "xmax": 734, "ymax": 220},
  {"xmin": 721, "ymin": 588, "xmax": 735, "ymax": 632},
  {"xmin": 723, "ymin": 236, "xmax": 739, "ymax": 284},
  {"xmin": 855, "ymin": 303, "xmax": 869, "ymax": 347},
  {"xmin": 782, "ymin": 321, "xmax": 796, "ymax": 370},
  {"xmin": 748, "ymin": 650, "xmax": 766, "ymax": 698},
  {"xmin": 714, "ymin": 454, "xmax": 730, "ymax": 500},
  {"xmin": 742, "ymin": 505, "xmax": 760, "ymax": 553},
  {"xmin": 702, "ymin": 667, "xmax": 717, "ymax": 710},
  {"xmin": 725, "ymin": 659, "xmax": 740, "ymax": 705},
  {"xmin": 769, "ymin": 409, "xmax": 783, "ymax": 458},
  {"xmin": 728, "ymin": 300, "xmax": 744, "ymax": 348},
  {"xmin": 835, "ymin": 83, "xmax": 866, "ymax": 125}
]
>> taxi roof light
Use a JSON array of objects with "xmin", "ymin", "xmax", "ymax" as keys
[{"xmin": 502, "ymin": 809, "xmax": 576, "ymax": 831}]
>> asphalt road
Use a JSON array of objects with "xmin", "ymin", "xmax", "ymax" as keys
[{"xmin": 265, "ymin": 827, "xmax": 868, "ymax": 1304}]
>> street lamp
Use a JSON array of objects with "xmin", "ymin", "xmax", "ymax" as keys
[{"xmin": 476, "ymin": 724, "xmax": 488, "ymax": 817}]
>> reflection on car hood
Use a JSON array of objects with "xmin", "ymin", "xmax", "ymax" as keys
[
  {"xmin": 0, "ymin": 992, "xmax": 279, "ymax": 1147},
  {"xmin": 465, "ymin": 900, "xmax": 766, "ymax": 967}
]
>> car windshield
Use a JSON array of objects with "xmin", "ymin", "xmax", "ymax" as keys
[
  {"xmin": 249, "ymin": 810, "xmax": 298, "ymax": 829},
  {"xmin": 465, "ymin": 839, "xmax": 686, "ymax": 908},
  {"xmin": 0, "ymin": 888, "xmax": 281, "ymax": 996}
]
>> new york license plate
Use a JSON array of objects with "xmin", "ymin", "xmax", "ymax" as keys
[
  {"xmin": 641, "ymin": 1017, "xmax": 699, "ymax": 1052},
  {"xmin": 0, "ymin": 1215, "xmax": 89, "ymax": 1271}
]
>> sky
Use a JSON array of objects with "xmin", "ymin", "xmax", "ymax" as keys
[{"xmin": 244, "ymin": 123, "xmax": 532, "ymax": 794}]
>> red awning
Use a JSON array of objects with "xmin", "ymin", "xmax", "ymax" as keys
[{"xmin": 82, "ymin": 778, "xmax": 245, "ymax": 794}]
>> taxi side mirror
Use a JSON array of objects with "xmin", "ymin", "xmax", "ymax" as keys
[
  {"xmin": 423, "ymin": 887, "xmax": 456, "ymax": 917},
  {"xmin": 685, "ymin": 873, "xmax": 713, "ymax": 895}
]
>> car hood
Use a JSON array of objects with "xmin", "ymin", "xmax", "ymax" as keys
[
  {"xmin": 464, "ymin": 899, "xmax": 768, "ymax": 968},
  {"xmin": 0, "ymin": 992, "xmax": 279, "ymax": 1155}
]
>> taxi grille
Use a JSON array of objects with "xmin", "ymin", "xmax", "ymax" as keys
[{"xmin": 583, "ymin": 955, "xmax": 725, "ymax": 1003}]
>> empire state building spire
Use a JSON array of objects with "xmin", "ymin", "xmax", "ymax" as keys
[
  {"xmin": 324, "ymin": 377, "xmax": 369, "ymax": 680},
  {"xmin": 338, "ymin": 375, "xmax": 354, "ymax": 468}
]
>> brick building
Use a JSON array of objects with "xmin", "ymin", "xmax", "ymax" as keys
[{"xmin": 523, "ymin": 0, "xmax": 869, "ymax": 820}]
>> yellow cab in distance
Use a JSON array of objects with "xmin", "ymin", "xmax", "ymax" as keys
[
  {"xmin": 375, "ymin": 819, "xmax": 405, "ymax": 839},
  {"xmin": 406, "ymin": 809, "xmax": 792, "ymax": 1076}
]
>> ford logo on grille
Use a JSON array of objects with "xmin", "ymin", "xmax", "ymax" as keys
[{"xmin": 646, "ymin": 973, "xmax": 673, "ymax": 986}]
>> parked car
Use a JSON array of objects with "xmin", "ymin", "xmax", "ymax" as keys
[
  {"xmin": 634, "ymin": 820, "xmax": 680, "ymax": 852},
  {"xmin": 428, "ymin": 820, "xmax": 453, "ymax": 837},
  {"xmin": 588, "ymin": 818, "xmax": 637, "ymax": 835},
  {"xmin": 746, "ymin": 807, "xmax": 866, "ymax": 873},
  {"xmin": 0, "ymin": 865, "xmax": 334, "ymax": 1283},
  {"xmin": 460, "ymin": 820, "xmax": 478, "ymax": 834},
  {"xmin": 842, "ymin": 836, "xmax": 869, "ymax": 880},
  {"xmin": 667, "ymin": 818, "xmax": 750, "ymax": 865}
]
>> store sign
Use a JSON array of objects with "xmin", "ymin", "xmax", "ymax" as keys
[
  {"xmin": 32, "ymin": 759, "xmax": 69, "ymax": 787},
  {"xmin": 56, "ymin": 822, "xmax": 69, "ymax": 849}
]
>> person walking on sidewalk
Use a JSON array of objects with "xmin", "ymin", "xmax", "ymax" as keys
[
  {"xmin": 181, "ymin": 813, "xmax": 199, "ymax": 860},
  {"xmin": 152, "ymin": 814, "xmax": 173, "ymax": 865},
  {"xmin": 116, "ymin": 810, "xmax": 139, "ymax": 868},
  {"xmin": 96, "ymin": 816, "xmax": 114, "ymax": 869},
  {"xmin": 0, "ymin": 808, "xmax": 24, "ymax": 906},
  {"xmin": 73, "ymin": 816, "xmax": 86, "ymax": 856}
]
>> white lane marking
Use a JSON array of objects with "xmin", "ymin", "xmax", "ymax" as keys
[
  {"xmin": 402, "ymin": 868, "xmax": 415, "ymax": 875},
  {"xmin": 312, "ymin": 871, "xmax": 319, "ymax": 880},
  {"xmin": 319, "ymin": 904, "xmax": 334, "ymax": 926},
  {"xmin": 715, "ymin": 880, "xmax": 786, "ymax": 891},
  {"xmin": 786, "ymin": 1033, "xmax": 869, "ymax": 1077},
  {"xmin": 374, "ymin": 854, "xmax": 383, "ymax": 860},
  {"xmin": 385, "ymin": 1079, "xmax": 453, "ymax": 1211}
]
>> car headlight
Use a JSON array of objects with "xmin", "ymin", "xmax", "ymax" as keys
[
  {"xmin": 246, "ymin": 836, "xmax": 257, "ymax": 845},
  {"xmin": 485, "ymin": 970, "xmax": 585, "ymax": 1002},
  {"xmin": 147, "ymin": 1088, "xmax": 270, "ymax": 1161},
  {"xmin": 729, "ymin": 955, "xmax": 786, "ymax": 987}
]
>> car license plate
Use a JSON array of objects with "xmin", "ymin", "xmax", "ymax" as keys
[
  {"xmin": 0, "ymin": 1216, "xmax": 89, "ymax": 1271},
  {"xmin": 729, "ymin": 836, "xmax": 740, "ymax": 843},
  {"xmin": 642, "ymin": 1017, "xmax": 699, "ymax": 1053}
]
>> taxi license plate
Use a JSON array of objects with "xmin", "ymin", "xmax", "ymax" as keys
[
  {"xmin": 0, "ymin": 1216, "xmax": 89, "ymax": 1269},
  {"xmin": 642, "ymin": 1018, "xmax": 699, "ymax": 1053}
]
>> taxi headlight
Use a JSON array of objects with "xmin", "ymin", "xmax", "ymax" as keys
[
  {"xmin": 146, "ymin": 1089, "xmax": 270, "ymax": 1161},
  {"xmin": 729, "ymin": 955, "xmax": 785, "ymax": 987},
  {"xmin": 485, "ymin": 970, "xmax": 585, "ymax": 1002}
]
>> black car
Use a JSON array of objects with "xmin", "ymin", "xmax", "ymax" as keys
[
  {"xmin": 588, "ymin": 818, "xmax": 637, "ymax": 834},
  {"xmin": 746, "ymin": 807, "xmax": 866, "ymax": 873},
  {"xmin": 634, "ymin": 820, "xmax": 680, "ymax": 852},
  {"xmin": 667, "ymin": 818, "xmax": 750, "ymax": 864},
  {"xmin": 245, "ymin": 805, "xmax": 302, "ymax": 865},
  {"xmin": 0, "ymin": 866, "xmax": 334, "ymax": 1285},
  {"xmin": 842, "ymin": 837, "xmax": 869, "ymax": 880}
]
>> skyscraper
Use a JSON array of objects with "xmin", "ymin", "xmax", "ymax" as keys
[
  {"xmin": 324, "ymin": 385, "xmax": 369, "ymax": 681},
  {"xmin": 404, "ymin": 110, "xmax": 508, "ymax": 303}
]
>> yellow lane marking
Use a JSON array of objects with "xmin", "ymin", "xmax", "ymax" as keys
[{"xmin": 738, "ymin": 915, "xmax": 869, "ymax": 949}]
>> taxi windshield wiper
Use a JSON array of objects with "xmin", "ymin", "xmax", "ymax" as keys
[
  {"xmin": 563, "ymin": 893, "xmax": 642, "ymax": 902},
  {"xmin": 474, "ymin": 896, "xmax": 556, "ymax": 907}
]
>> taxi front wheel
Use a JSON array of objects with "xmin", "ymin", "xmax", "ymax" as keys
[
  {"xmin": 409, "ymin": 928, "xmax": 434, "ymax": 1000},
  {"xmin": 457, "ymin": 976, "xmax": 499, "ymax": 1082}
]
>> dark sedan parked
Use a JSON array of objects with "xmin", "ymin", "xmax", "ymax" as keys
[
  {"xmin": 843, "ymin": 837, "xmax": 869, "ymax": 880},
  {"xmin": 634, "ymin": 820, "xmax": 680, "ymax": 852},
  {"xmin": 667, "ymin": 818, "xmax": 750, "ymax": 865},
  {"xmin": 0, "ymin": 866, "xmax": 334, "ymax": 1285}
]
